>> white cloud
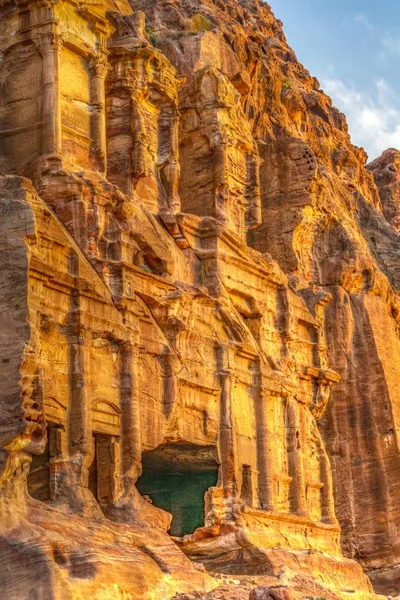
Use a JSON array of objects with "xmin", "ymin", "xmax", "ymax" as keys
[
  {"xmin": 382, "ymin": 33, "xmax": 400, "ymax": 56},
  {"xmin": 322, "ymin": 77, "xmax": 400, "ymax": 160},
  {"xmin": 354, "ymin": 13, "xmax": 375, "ymax": 32},
  {"xmin": 351, "ymin": 16, "xmax": 400, "ymax": 62}
]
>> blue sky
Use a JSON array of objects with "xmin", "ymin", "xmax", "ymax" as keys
[{"xmin": 269, "ymin": 0, "xmax": 400, "ymax": 161}]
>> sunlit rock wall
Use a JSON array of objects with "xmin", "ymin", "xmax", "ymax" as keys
[{"xmin": 0, "ymin": 0, "xmax": 398, "ymax": 598}]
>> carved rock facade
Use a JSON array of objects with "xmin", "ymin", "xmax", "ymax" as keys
[{"xmin": 0, "ymin": 0, "xmax": 399, "ymax": 598}]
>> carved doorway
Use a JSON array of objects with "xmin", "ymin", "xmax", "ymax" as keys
[
  {"xmin": 136, "ymin": 443, "xmax": 219, "ymax": 537},
  {"xmin": 89, "ymin": 399, "xmax": 121, "ymax": 509},
  {"xmin": 88, "ymin": 434, "xmax": 118, "ymax": 508}
]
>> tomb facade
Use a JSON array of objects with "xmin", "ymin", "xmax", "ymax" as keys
[{"xmin": 0, "ymin": 0, "xmax": 390, "ymax": 597}]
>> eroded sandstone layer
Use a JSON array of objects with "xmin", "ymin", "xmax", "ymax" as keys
[{"xmin": 0, "ymin": 0, "xmax": 399, "ymax": 598}]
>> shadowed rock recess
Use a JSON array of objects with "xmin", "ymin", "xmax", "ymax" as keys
[{"xmin": 0, "ymin": 0, "xmax": 399, "ymax": 598}]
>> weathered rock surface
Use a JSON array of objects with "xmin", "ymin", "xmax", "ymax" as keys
[
  {"xmin": 133, "ymin": 0, "xmax": 400, "ymax": 592},
  {"xmin": 368, "ymin": 149, "xmax": 400, "ymax": 231},
  {"xmin": 0, "ymin": 0, "xmax": 400, "ymax": 598}
]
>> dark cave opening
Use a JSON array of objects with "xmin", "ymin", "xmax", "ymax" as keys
[{"xmin": 136, "ymin": 443, "xmax": 219, "ymax": 537}]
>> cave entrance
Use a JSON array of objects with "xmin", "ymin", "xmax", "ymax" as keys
[{"xmin": 136, "ymin": 443, "xmax": 219, "ymax": 537}]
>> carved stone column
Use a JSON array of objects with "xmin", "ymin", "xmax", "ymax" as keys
[
  {"xmin": 217, "ymin": 344, "xmax": 237, "ymax": 497},
  {"xmin": 254, "ymin": 372, "xmax": 275, "ymax": 511},
  {"xmin": 287, "ymin": 397, "xmax": 307, "ymax": 516},
  {"xmin": 33, "ymin": 31, "xmax": 62, "ymax": 161},
  {"xmin": 319, "ymin": 441, "xmax": 338, "ymax": 525},
  {"xmin": 130, "ymin": 88, "xmax": 147, "ymax": 191},
  {"xmin": 90, "ymin": 53, "xmax": 109, "ymax": 174},
  {"xmin": 213, "ymin": 134, "xmax": 230, "ymax": 226},
  {"xmin": 119, "ymin": 341, "xmax": 142, "ymax": 486},
  {"xmin": 68, "ymin": 327, "xmax": 93, "ymax": 488},
  {"xmin": 246, "ymin": 153, "xmax": 262, "ymax": 229}
]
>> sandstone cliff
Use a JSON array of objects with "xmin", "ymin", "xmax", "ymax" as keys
[{"xmin": 0, "ymin": 0, "xmax": 399, "ymax": 598}]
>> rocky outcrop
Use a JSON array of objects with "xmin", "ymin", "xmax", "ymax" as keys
[
  {"xmin": 0, "ymin": 0, "xmax": 400, "ymax": 598},
  {"xmin": 368, "ymin": 149, "xmax": 400, "ymax": 231},
  {"xmin": 131, "ymin": 2, "xmax": 400, "ymax": 593}
]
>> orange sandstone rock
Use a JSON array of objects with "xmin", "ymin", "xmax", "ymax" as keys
[{"xmin": 0, "ymin": 0, "xmax": 399, "ymax": 598}]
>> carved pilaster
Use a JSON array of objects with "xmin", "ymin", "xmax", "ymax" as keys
[
  {"xmin": 32, "ymin": 30, "xmax": 63, "ymax": 161},
  {"xmin": 89, "ymin": 53, "xmax": 110, "ymax": 174},
  {"xmin": 254, "ymin": 372, "xmax": 275, "ymax": 511},
  {"xmin": 318, "ymin": 439, "xmax": 338, "ymax": 525},
  {"xmin": 217, "ymin": 344, "xmax": 238, "ymax": 498},
  {"xmin": 287, "ymin": 397, "xmax": 307, "ymax": 517},
  {"xmin": 68, "ymin": 328, "xmax": 93, "ymax": 488},
  {"xmin": 246, "ymin": 153, "xmax": 262, "ymax": 229},
  {"xmin": 212, "ymin": 134, "xmax": 230, "ymax": 225},
  {"xmin": 119, "ymin": 341, "xmax": 142, "ymax": 486},
  {"xmin": 130, "ymin": 88, "xmax": 148, "ymax": 190}
]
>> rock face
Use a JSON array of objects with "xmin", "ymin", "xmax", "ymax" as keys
[
  {"xmin": 368, "ymin": 149, "xmax": 400, "ymax": 231},
  {"xmin": 0, "ymin": 0, "xmax": 399, "ymax": 598}
]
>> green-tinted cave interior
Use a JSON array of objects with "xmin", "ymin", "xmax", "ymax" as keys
[{"xmin": 136, "ymin": 443, "xmax": 219, "ymax": 537}]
